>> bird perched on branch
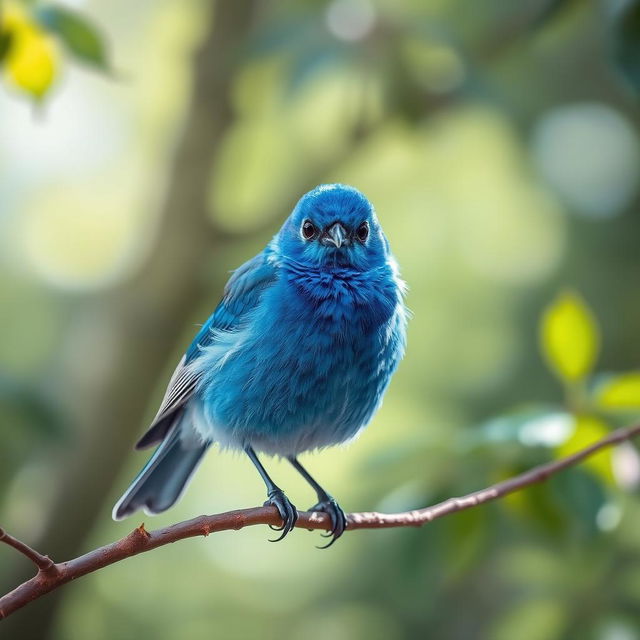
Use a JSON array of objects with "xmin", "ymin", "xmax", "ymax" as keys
[{"xmin": 113, "ymin": 184, "xmax": 407, "ymax": 546}]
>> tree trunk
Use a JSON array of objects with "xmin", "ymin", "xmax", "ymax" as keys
[{"xmin": 2, "ymin": 2, "xmax": 258, "ymax": 637}]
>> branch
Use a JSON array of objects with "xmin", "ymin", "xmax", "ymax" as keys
[
  {"xmin": 0, "ymin": 530, "xmax": 56, "ymax": 574},
  {"xmin": 2, "ymin": 421, "xmax": 639, "ymax": 620}
]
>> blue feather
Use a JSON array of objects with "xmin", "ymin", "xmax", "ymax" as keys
[
  {"xmin": 114, "ymin": 184, "xmax": 407, "ymax": 518},
  {"xmin": 185, "ymin": 249, "xmax": 277, "ymax": 363}
]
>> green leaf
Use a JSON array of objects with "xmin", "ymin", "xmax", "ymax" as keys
[
  {"xmin": 597, "ymin": 372, "xmax": 640, "ymax": 410},
  {"xmin": 612, "ymin": 0, "xmax": 640, "ymax": 94},
  {"xmin": 550, "ymin": 467, "xmax": 608, "ymax": 537},
  {"xmin": 35, "ymin": 4, "xmax": 108, "ymax": 70},
  {"xmin": 540, "ymin": 291, "xmax": 599, "ymax": 383},
  {"xmin": 501, "ymin": 476, "xmax": 568, "ymax": 536},
  {"xmin": 0, "ymin": 30, "xmax": 14, "ymax": 63}
]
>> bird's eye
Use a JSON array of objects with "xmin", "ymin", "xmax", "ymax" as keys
[
  {"xmin": 301, "ymin": 220, "xmax": 317, "ymax": 241},
  {"xmin": 356, "ymin": 221, "xmax": 369, "ymax": 243}
]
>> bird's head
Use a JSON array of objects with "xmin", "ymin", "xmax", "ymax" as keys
[{"xmin": 278, "ymin": 184, "xmax": 389, "ymax": 270}]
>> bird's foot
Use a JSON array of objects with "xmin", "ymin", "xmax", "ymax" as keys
[
  {"xmin": 264, "ymin": 488, "xmax": 298, "ymax": 542},
  {"xmin": 309, "ymin": 496, "xmax": 347, "ymax": 548}
]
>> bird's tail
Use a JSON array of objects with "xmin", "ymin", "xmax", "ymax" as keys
[{"xmin": 112, "ymin": 414, "xmax": 208, "ymax": 521}]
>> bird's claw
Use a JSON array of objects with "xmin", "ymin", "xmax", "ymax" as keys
[
  {"xmin": 264, "ymin": 489, "xmax": 298, "ymax": 542},
  {"xmin": 310, "ymin": 496, "xmax": 347, "ymax": 548}
]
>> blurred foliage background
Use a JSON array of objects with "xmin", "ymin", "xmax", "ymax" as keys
[{"xmin": 2, "ymin": 0, "xmax": 640, "ymax": 638}]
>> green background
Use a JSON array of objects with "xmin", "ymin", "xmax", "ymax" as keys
[{"xmin": 2, "ymin": 1, "xmax": 640, "ymax": 638}]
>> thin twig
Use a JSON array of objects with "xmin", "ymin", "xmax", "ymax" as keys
[
  {"xmin": 2, "ymin": 420, "xmax": 639, "ymax": 621},
  {"xmin": 0, "ymin": 529, "xmax": 56, "ymax": 574}
]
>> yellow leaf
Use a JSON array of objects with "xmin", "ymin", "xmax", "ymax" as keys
[
  {"xmin": 499, "ymin": 471, "xmax": 531, "ymax": 515},
  {"xmin": 555, "ymin": 415, "xmax": 614, "ymax": 485},
  {"xmin": 597, "ymin": 372, "xmax": 640, "ymax": 410},
  {"xmin": 540, "ymin": 291, "xmax": 598, "ymax": 383},
  {"xmin": 2, "ymin": 2, "xmax": 60, "ymax": 99}
]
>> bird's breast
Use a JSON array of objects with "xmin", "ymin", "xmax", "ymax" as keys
[
  {"xmin": 197, "ymin": 264, "xmax": 406, "ymax": 454},
  {"xmin": 281, "ymin": 264, "xmax": 400, "ymax": 332}
]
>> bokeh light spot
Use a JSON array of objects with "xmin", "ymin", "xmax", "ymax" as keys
[
  {"xmin": 403, "ymin": 38, "xmax": 465, "ymax": 94},
  {"xmin": 532, "ymin": 103, "xmax": 640, "ymax": 218},
  {"xmin": 22, "ymin": 188, "xmax": 138, "ymax": 290},
  {"xmin": 326, "ymin": 0, "xmax": 376, "ymax": 42},
  {"xmin": 596, "ymin": 503, "xmax": 622, "ymax": 532}
]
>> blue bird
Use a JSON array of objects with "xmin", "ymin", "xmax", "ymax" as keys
[{"xmin": 113, "ymin": 184, "xmax": 407, "ymax": 545}]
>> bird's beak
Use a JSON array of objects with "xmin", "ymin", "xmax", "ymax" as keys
[{"xmin": 322, "ymin": 222, "xmax": 347, "ymax": 248}]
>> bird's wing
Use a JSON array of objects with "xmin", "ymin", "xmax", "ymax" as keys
[{"xmin": 135, "ymin": 249, "xmax": 278, "ymax": 449}]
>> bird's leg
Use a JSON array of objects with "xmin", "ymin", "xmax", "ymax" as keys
[
  {"xmin": 244, "ymin": 446, "xmax": 297, "ymax": 541},
  {"xmin": 288, "ymin": 457, "xmax": 347, "ymax": 547}
]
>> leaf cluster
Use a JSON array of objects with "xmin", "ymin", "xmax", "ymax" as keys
[{"xmin": 0, "ymin": 0, "xmax": 109, "ymax": 100}]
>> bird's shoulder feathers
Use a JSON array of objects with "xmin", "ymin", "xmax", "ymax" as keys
[{"xmin": 135, "ymin": 248, "xmax": 278, "ymax": 449}]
